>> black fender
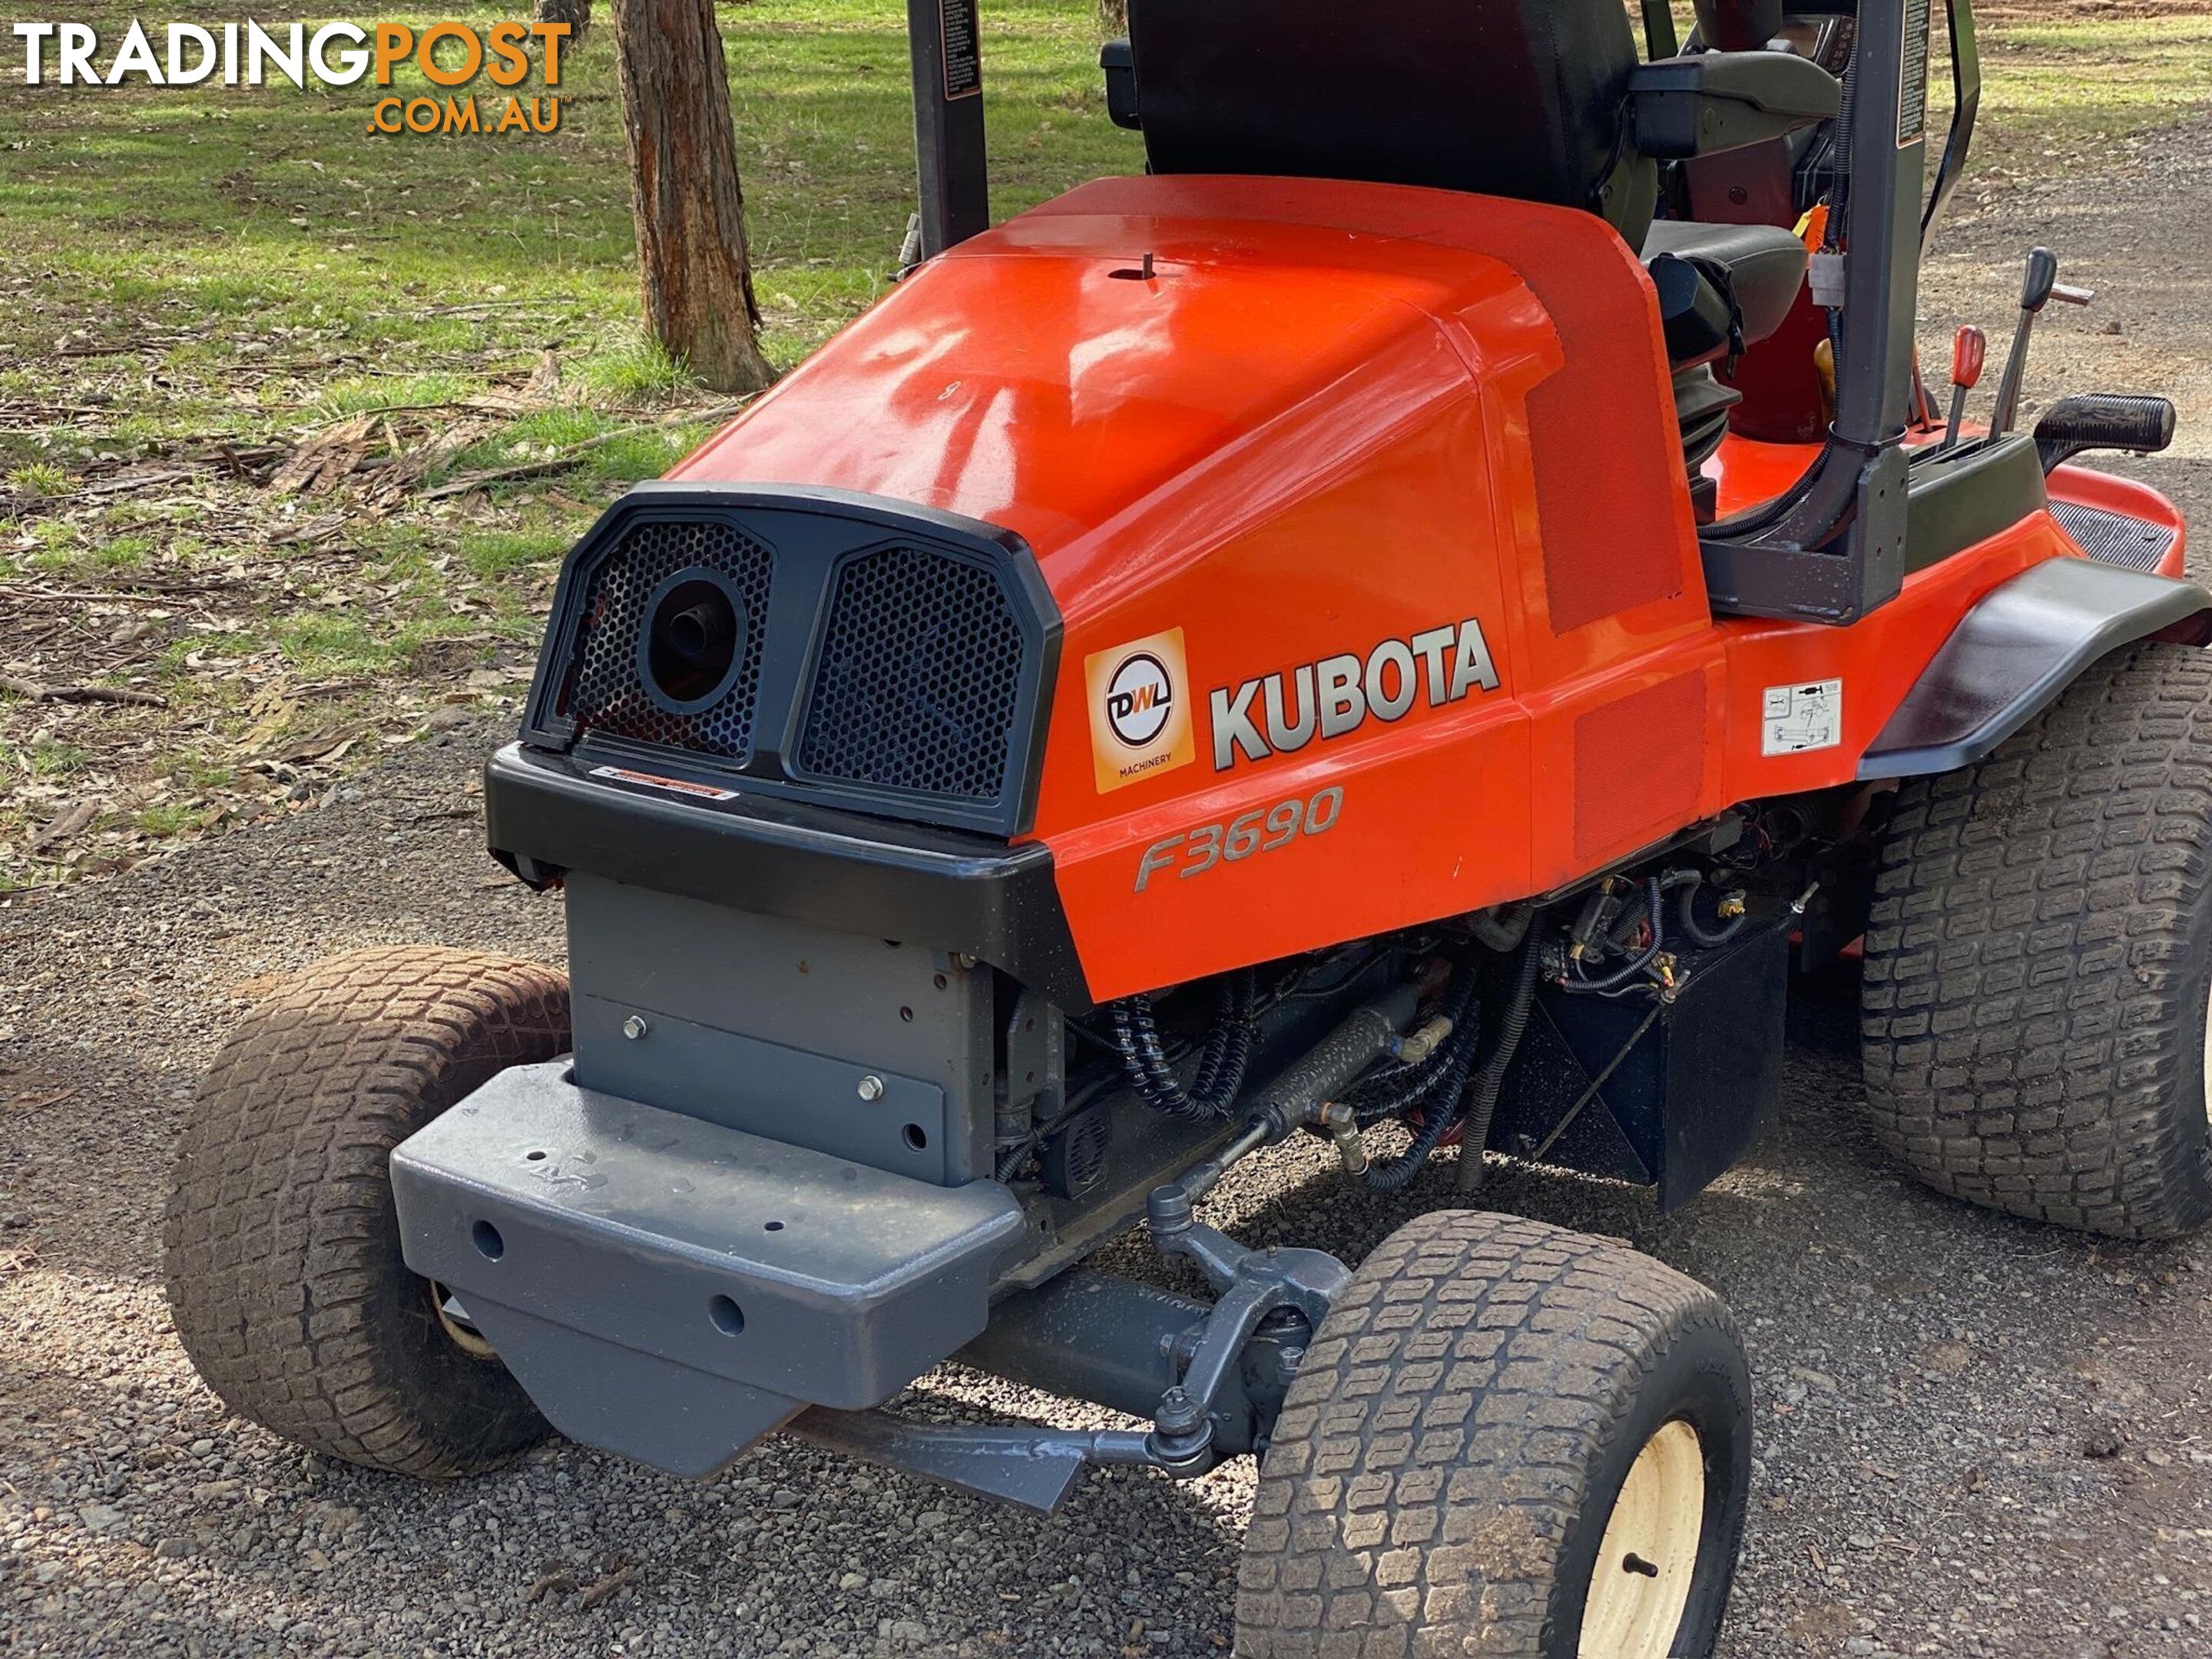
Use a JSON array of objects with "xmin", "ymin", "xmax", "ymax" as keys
[{"xmin": 1859, "ymin": 556, "xmax": 2212, "ymax": 780}]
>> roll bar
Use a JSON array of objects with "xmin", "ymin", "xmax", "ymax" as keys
[
  {"xmin": 902, "ymin": 0, "xmax": 1980, "ymax": 627},
  {"xmin": 908, "ymin": 0, "xmax": 988, "ymax": 257}
]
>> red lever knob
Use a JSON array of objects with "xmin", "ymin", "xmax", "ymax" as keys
[{"xmin": 1951, "ymin": 325, "xmax": 1988, "ymax": 391}]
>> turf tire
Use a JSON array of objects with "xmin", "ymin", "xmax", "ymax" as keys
[
  {"xmin": 1861, "ymin": 642, "xmax": 2212, "ymax": 1239},
  {"xmin": 1235, "ymin": 1210, "xmax": 1752, "ymax": 1658},
  {"xmin": 163, "ymin": 946, "xmax": 569, "ymax": 1477}
]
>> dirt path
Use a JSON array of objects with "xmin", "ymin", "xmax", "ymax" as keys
[{"xmin": 6, "ymin": 118, "xmax": 2212, "ymax": 1659}]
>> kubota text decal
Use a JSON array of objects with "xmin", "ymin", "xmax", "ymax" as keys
[{"xmin": 1209, "ymin": 619, "xmax": 1501, "ymax": 770}]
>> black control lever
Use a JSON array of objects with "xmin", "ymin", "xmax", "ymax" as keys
[{"xmin": 1989, "ymin": 248, "xmax": 2095, "ymax": 438}]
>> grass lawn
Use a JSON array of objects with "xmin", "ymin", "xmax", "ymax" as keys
[{"xmin": 0, "ymin": 0, "xmax": 2206, "ymax": 889}]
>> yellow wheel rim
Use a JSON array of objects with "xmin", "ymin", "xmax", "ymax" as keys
[
  {"xmin": 2202, "ymin": 979, "xmax": 2212, "ymax": 1123},
  {"xmin": 429, "ymin": 1280, "xmax": 499, "ymax": 1361},
  {"xmin": 1577, "ymin": 1419, "xmax": 1706, "ymax": 1659}
]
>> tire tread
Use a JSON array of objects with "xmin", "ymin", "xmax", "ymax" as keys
[
  {"xmin": 162, "ymin": 946, "xmax": 569, "ymax": 1477},
  {"xmin": 1861, "ymin": 643, "xmax": 2212, "ymax": 1239},
  {"xmin": 1236, "ymin": 1210, "xmax": 1743, "ymax": 1658}
]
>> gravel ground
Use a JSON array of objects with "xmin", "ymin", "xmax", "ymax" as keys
[{"xmin": 8, "ymin": 121, "xmax": 2212, "ymax": 1659}]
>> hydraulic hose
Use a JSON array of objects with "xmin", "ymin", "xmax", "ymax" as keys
[
  {"xmin": 1358, "ymin": 1014, "xmax": 1481, "ymax": 1191},
  {"xmin": 1563, "ymin": 879, "xmax": 1667, "ymax": 995},
  {"xmin": 1676, "ymin": 873, "xmax": 1749, "ymax": 949},
  {"xmin": 1356, "ymin": 964, "xmax": 1485, "ymax": 1191},
  {"xmin": 1455, "ymin": 939, "xmax": 1542, "ymax": 1194},
  {"xmin": 1347, "ymin": 969, "xmax": 1482, "ymax": 1125}
]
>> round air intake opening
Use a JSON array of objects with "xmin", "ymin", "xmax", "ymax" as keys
[{"xmin": 638, "ymin": 566, "xmax": 749, "ymax": 714}]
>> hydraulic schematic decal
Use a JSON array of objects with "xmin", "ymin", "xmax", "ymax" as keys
[{"xmin": 1761, "ymin": 680, "xmax": 1844, "ymax": 756}]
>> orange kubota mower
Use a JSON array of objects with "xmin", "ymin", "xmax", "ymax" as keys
[{"xmin": 164, "ymin": 1, "xmax": 2204, "ymax": 1652}]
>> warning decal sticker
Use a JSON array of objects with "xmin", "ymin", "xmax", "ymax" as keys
[
  {"xmin": 940, "ymin": 0, "xmax": 982, "ymax": 99},
  {"xmin": 588, "ymin": 765, "xmax": 741, "ymax": 803},
  {"xmin": 1899, "ymin": 0, "xmax": 1931, "ymax": 147},
  {"xmin": 1762, "ymin": 680, "xmax": 1844, "ymax": 757}
]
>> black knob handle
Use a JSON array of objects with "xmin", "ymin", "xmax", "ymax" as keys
[{"xmin": 2021, "ymin": 247, "xmax": 2060, "ymax": 314}]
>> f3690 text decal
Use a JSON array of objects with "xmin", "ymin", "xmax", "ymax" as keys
[{"xmin": 1134, "ymin": 788, "xmax": 1344, "ymax": 892}]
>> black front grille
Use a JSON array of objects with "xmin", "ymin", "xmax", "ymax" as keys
[
  {"xmin": 525, "ymin": 486, "xmax": 1060, "ymax": 836},
  {"xmin": 2051, "ymin": 499, "xmax": 2177, "ymax": 575},
  {"xmin": 565, "ymin": 519, "xmax": 773, "ymax": 757},
  {"xmin": 796, "ymin": 546, "xmax": 1028, "ymax": 803}
]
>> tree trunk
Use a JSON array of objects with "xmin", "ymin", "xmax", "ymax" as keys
[
  {"xmin": 1099, "ymin": 0, "xmax": 1128, "ymax": 35},
  {"xmin": 532, "ymin": 0, "xmax": 591, "ymax": 46},
  {"xmin": 608, "ymin": 0, "xmax": 776, "ymax": 395}
]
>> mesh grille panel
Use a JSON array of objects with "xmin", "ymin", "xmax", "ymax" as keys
[
  {"xmin": 797, "ymin": 547, "xmax": 1026, "ymax": 802},
  {"xmin": 1573, "ymin": 674, "xmax": 1708, "ymax": 863},
  {"xmin": 566, "ymin": 520, "xmax": 773, "ymax": 757},
  {"xmin": 2051, "ymin": 500, "xmax": 2177, "ymax": 575}
]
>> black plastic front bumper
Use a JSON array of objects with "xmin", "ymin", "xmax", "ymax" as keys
[{"xmin": 483, "ymin": 742, "xmax": 1094, "ymax": 1009}]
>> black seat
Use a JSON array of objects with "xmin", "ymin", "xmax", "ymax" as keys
[
  {"xmin": 1638, "ymin": 221, "xmax": 1810, "ymax": 496},
  {"xmin": 1126, "ymin": 0, "xmax": 1659, "ymax": 247},
  {"xmin": 1641, "ymin": 220, "xmax": 1810, "ymax": 353},
  {"xmin": 1119, "ymin": 0, "xmax": 1816, "ymax": 508}
]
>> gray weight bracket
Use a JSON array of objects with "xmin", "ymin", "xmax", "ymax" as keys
[{"xmin": 392, "ymin": 1061, "xmax": 1025, "ymax": 1478}]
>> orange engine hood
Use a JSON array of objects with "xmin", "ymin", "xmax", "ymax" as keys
[
  {"xmin": 670, "ymin": 176, "xmax": 1715, "ymax": 999},
  {"xmin": 668, "ymin": 175, "xmax": 1567, "ymax": 592}
]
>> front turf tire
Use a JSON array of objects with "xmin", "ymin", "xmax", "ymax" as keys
[
  {"xmin": 1861, "ymin": 643, "xmax": 2212, "ymax": 1239},
  {"xmin": 1236, "ymin": 1212, "xmax": 1752, "ymax": 1659},
  {"xmin": 164, "ymin": 946, "xmax": 569, "ymax": 1477}
]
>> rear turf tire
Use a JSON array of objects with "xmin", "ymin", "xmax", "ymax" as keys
[
  {"xmin": 164, "ymin": 946, "xmax": 569, "ymax": 1476},
  {"xmin": 1235, "ymin": 1211, "xmax": 1752, "ymax": 1659},
  {"xmin": 1861, "ymin": 643, "xmax": 2212, "ymax": 1239}
]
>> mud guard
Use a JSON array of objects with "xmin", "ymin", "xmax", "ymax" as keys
[{"xmin": 1860, "ymin": 557, "xmax": 2212, "ymax": 780}]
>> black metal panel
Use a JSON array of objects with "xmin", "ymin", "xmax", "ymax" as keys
[
  {"xmin": 1861, "ymin": 557, "xmax": 2212, "ymax": 780},
  {"xmin": 1486, "ymin": 918, "xmax": 1789, "ymax": 1212},
  {"xmin": 483, "ymin": 742, "xmax": 1095, "ymax": 1011},
  {"xmin": 522, "ymin": 482, "xmax": 1061, "ymax": 838}
]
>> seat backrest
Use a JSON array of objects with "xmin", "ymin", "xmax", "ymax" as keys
[{"xmin": 1126, "ymin": 0, "xmax": 1658, "ymax": 246}]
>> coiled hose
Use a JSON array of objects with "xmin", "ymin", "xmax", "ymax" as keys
[{"xmin": 1109, "ymin": 970, "xmax": 1259, "ymax": 1121}]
